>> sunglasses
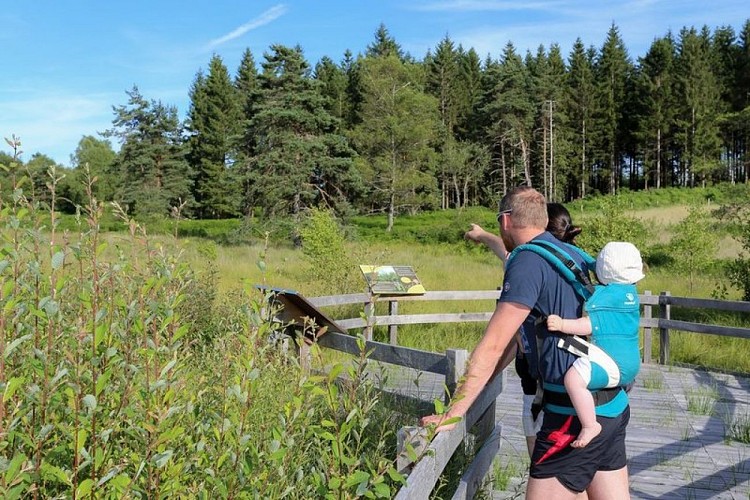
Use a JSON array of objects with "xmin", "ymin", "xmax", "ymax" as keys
[{"xmin": 496, "ymin": 209, "xmax": 512, "ymax": 222}]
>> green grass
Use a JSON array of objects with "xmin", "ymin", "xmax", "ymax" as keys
[
  {"xmin": 686, "ymin": 385, "xmax": 719, "ymax": 415},
  {"xmin": 201, "ymin": 233, "xmax": 750, "ymax": 373},
  {"xmin": 726, "ymin": 411, "xmax": 750, "ymax": 444},
  {"xmin": 641, "ymin": 371, "xmax": 665, "ymax": 391}
]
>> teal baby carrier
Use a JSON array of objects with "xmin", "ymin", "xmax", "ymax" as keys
[{"xmin": 507, "ymin": 239, "xmax": 637, "ymax": 414}]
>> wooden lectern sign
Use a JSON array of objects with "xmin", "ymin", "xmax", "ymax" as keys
[{"xmin": 359, "ymin": 265, "xmax": 426, "ymax": 295}]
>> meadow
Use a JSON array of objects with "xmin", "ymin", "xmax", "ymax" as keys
[{"xmin": 192, "ymin": 188, "xmax": 750, "ymax": 375}]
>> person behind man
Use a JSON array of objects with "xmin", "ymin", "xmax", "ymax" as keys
[
  {"xmin": 422, "ymin": 187, "xmax": 631, "ymax": 499},
  {"xmin": 546, "ymin": 241, "xmax": 644, "ymax": 448},
  {"xmin": 464, "ymin": 202, "xmax": 582, "ymax": 457}
]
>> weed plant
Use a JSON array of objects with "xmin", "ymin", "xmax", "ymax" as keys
[
  {"xmin": 0, "ymin": 162, "xmax": 407, "ymax": 498},
  {"xmin": 686, "ymin": 386, "xmax": 719, "ymax": 415},
  {"xmin": 726, "ymin": 411, "xmax": 750, "ymax": 444}
]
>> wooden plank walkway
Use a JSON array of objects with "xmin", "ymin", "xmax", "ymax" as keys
[{"xmin": 379, "ymin": 363, "xmax": 750, "ymax": 499}]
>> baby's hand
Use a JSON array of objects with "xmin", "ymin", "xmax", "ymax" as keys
[{"xmin": 547, "ymin": 315, "xmax": 563, "ymax": 331}]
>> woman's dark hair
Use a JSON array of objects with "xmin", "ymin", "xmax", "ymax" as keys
[{"xmin": 546, "ymin": 202, "xmax": 582, "ymax": 244}]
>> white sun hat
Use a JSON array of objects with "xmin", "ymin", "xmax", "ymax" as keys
[{"xmin": 596, "ymin": 242, "xmax": 645, "ymax": 284}]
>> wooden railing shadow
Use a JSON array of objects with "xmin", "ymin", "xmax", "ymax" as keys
[{"xmin": 270, "ymin": 289, "xmax": 750, "ymax": 498}]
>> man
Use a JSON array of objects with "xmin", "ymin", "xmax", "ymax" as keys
[{"xmin": 421, "ymin": 187, "xmax": 630, "ymax": 499}]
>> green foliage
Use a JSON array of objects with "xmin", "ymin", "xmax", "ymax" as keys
[
  {"xmin": 567, "ymin": 185, "xmax": 731, "ymax": 213},
  {"xmin": 725, "ymin": 411, "xmax": 750, "ymax": 444},
  {"xmin": 0, "ymin": 170, "xmax": 405, "ymax": 497},
  {"xmin": 573, "ymin": 196, "xmax": 651, "ymax": 257},
  {"xmin": 248, "ymin": 44, "xmax": 360, "ymax": 218},
  {"xmin": 350, "ymin": 54, "xmax": 440, "ymax": 231},
  {"xmin": 669, "ymin": 205, "xmax": 719, "ymax": 293},
  {"xmin": 186, "ymin": 55, "xmax": 243, "ymax": 219},
  {"xmin": 105, "ymin": 86, "xmax": 193, "ymax": 218},
  {"xmin": 685, "ymin": 385, "xmax": 718, "ymax": 415},
  {"xmin": 300, "ymin": 208, "xmax": 360, "ymax": 294},
  {"xmin": 717, "ymin": 189, "xmax": 750, "ymax": 300},
  {"xmin": 351, "ymin": 206, "xmax": 492, "ymax": 245}
]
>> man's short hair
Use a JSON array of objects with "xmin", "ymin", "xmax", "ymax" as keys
[{"xmin": 499, "ymin": 186, "xmax": 548, "ymax": 229}]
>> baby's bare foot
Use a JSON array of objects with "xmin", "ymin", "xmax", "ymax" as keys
[{"xmin": 571, "ymin": 422, "xmax": 602, "ymax": 448}]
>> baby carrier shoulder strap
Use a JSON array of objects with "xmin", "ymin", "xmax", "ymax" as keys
[{"xmin": 507, "ymin": 239, "xmax": 596, "ymax": 300}]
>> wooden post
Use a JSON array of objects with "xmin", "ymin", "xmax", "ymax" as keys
[
  {"xmin": 364, "ymin": 291, "xmax": 374, "ymax": 341},
  {"xmin": 298, "ymin": 338, "xmax": 311, "ymax": 372},
  {"xmin": 472, "ymin": 372, "xmax": 502, "ymax": 448},
  {"xmin": 659, "ymin": 291, "xmax": 671, "ymax": 365},
  {"xmin": 389, "ymin": 299, "xmax": 399, "ymax": 345},
  {"xmin": 643, "ymin": 290, "xmax": 652, "ymax": 364},
  {"xmin": 445, "ymin": 349, "xmax": 468, "ymax": 404}
]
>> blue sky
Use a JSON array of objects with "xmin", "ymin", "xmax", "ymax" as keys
[{"xmin": 2, "ymin": 0, "xmax": 747, "ymax": 166}]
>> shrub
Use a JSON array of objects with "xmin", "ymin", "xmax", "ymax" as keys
[
  {"xmin": 299, "ymin": 207, "xmax": 361, "ymax": 294},
  {"xmin": 574, "ymin": 196, "xmax": 652, "ymax": 258},
  {"xmin": 0, "ymin": 163, "xmax": 406, "ymax": 498},
  {"xmin": 669, "ymin": 205, "xmax": 719, "ymax": 293}
]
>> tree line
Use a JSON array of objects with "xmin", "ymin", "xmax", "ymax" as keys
[{"xmin": 4, "ymin": 21, "xmax": 750, "ymax": 231}]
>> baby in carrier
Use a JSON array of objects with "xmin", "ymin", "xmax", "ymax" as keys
[{"xmin": 547, "ymin": 241, "xmax": 645, "ymax": 447}]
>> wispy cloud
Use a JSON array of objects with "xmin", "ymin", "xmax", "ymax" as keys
[{"xmin": 205, "ymin": 4, "xmax": 288, "ymax": 50}]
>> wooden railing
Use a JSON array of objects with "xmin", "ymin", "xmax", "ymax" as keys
[
  {"xmin": 310, "ymin": 290, "xmax": 750, "ymax": 364},
  {"xmin": 295, "ymin": 289, "xmax": 750, "ymax": 498}
]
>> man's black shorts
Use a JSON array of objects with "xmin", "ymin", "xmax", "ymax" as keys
[{"xmin": 529, "ymin": 405, "xmax": 630, "ymax": 493}]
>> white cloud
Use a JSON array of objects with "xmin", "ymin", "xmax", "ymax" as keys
[
  {"xmin": 0, "ymin": 91, "xmax": 117, "ymax": 166},
  {"xmin": 205, "ymin": 4, "xmax": 289, "ymax": 50}
]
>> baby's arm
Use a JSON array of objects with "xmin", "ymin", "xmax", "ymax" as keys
[{"xmin": 547, "ymin": 314, "xmax": 592, "ymax": 335}]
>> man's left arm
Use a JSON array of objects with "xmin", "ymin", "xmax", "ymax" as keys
[{"xmin": 421, "ymin": 301, "xmax": 530, "ymax": 431}]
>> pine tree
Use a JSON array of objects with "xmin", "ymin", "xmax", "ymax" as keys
[
  {"xmin": 674, "ymin": 27, "xmax": 722, "ymax": 187},
  {"xmin": 527, "ymin": 44, "xmax": 569, "ymax": 200},
  {"xmin": 592, "ymin": 24, "xmax": 632, "ymax": 194},
  {"xmin": 455, "ymin": 47, "xmax": 483, "ymax": 142},
  {"xmin": 425, "ymin": 35, "xmax": 465, "ymax": 207},
  {"xmin": 426, "ymin": 35, "xmax": 462, "ymax": 135},
  {"xmin": 482, "ymin": 42, "xmax": 535, "ymax": 190},
  {"xmin": 314, "ymin": 56, "xmax": 348, "ymax": 126},
  {"xmin": 342, "ymin": 50, "xmax": 364, "ymax": 128},
  {"xmin": 249, "ymin": 44, "xmax": 359, "ymax": 218},
  {"xmin": 106, "ymin": 86, "xmax": 192, "ymax": 217},
  {"xmin": 234, "ymin": 48, "xmax": 260, "ymax": 215},
  {"xmin": 186, "ymin": 55, "xmax": 243, "ymax": 218},
  {"xmin": 366, "ymin": 23, "xmax": 404, "ymax": 60},
  {"xmin": 635, "ymin": 35, "xmax": 675, "ymax": 189},
  {"xmin": 564, "ymin": 39, "xmax": 596, "ymax": 198}
]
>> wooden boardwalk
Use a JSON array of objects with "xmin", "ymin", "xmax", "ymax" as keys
[{"xmin": 382, "ymin": 363, "xmax": 750, "ymax": 499}]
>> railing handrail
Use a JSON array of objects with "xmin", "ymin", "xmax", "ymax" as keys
[{"xmin": 309, "ymin": 290, "xmax": 750, "ymax": 366}]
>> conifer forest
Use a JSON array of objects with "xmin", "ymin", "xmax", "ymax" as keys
[{"xmin": 5, "ymin": 21, "xmax": 750, "ymax": 231}]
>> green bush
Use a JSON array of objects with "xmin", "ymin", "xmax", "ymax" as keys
[
  {"xmin": 574, "ymin": 196, "xmax": 652, "ymax": 258},
  {"xmin": 299, "ymin": 207, "xmax": 361, "ymax": 295}
]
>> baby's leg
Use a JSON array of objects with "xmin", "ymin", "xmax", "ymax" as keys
[{"xmin": 565, "ymin": 361, "xmax": 602, "ymax": 448}]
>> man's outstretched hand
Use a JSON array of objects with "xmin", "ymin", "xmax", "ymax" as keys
[
  {"xmin": 464, "ymin": 223, "xmax": 487, "ymax": 244},
  {"xmin": 419, "ymin": 413, "xmax": 461, "ymax": 432}
]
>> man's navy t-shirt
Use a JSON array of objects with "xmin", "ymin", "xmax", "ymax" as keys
[
  {"xmin": 499, "ymin": 231, "xmax": 585, "ymax": 389},
  {"xmin": 499, "ymin": 231, "xmax": 629, "ymax": 417}
]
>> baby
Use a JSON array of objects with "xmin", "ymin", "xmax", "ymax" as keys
[{"xmin": 547, "ymin": 241, "xmax": 645, "ymax": 447}]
